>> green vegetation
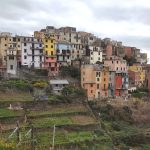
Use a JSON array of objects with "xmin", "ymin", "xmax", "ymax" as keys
[
  {"xmin": 0, "ymin": 108, "xmax": 23, "ymax": 118},
  {"xmin": 60, "ymin": 66, "xmax": 80, "ymax": 79},
  {"xmin": 31, "ymin": 117, "xmax": 74, "ymax": 128},
  {"xmin": 131, "ymin": 87, "xmax": 149, "ymax": 98}
]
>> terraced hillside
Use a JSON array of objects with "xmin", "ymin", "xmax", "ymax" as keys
[{"xmin": 0, "ymin": 92, "xmax": 113, "ymax": 150}]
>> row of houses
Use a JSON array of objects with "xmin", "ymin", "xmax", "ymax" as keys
[{"xmin": 0, "ymin": 26, "xmax": 149, "ymax": 100}]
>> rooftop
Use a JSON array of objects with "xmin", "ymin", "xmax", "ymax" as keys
[{"xmin": 49, "ymin": 80, "xmax": 69, "ymax": 85}]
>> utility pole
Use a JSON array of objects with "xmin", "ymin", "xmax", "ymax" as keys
[{"xmin": 52, "ymin": 125, "xmax": 56, "ymax": 150}]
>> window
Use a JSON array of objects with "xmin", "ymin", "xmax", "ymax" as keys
[
  {"xmin": 10, "ymin": 65, "xmax": 13, "ymax": 70},
  {"xmin": 18, "ymin": 45, "xmax": 20, "ymax": 48},
  {"xmin": 98, "ymin": 57, "xmax": 100, "ymax": 60},
  {"xmin": 90, "ymin": 84, "xmax": 93, "ymax": 87},
  {"xmin": 51, "ymin": 51, "xmax": 53, "ymax": 55},
  {"xmin": 51, "ymin": 45, "xmax": 53, "ymax": 48},
  {"xmin": 24, "ymin": 43, "xmax": 26, "ymax": 46},
  {"xmin": 51, "ymin": 67, "xmax": 55, "ymax": 71},
  {"xmin": 91, "ymin": 52, "xmax": 93, "ymax": 55},
  {"xmin": 117, "ymin": 61, "xmax": 118, "ymax": 64},
  {"xmin": 83, "ymin": 78, "xmax": 84, "ymax": 81},
  {"xmin": 96, "ymin": 72, "xmax": 100, "ymax": 77},
  {"xmin": 51, "ymin": 40, "xmax": 53, "ymax": 43},
  {"xmin": 104, "ymin": 78, "xmax": 106, "ymax": 81},
  {"xmin": 18, "ymin": 38, "xmax": 20, "ymax": 42},
  {"xmin": 46, "ymin": 45, "xmax": 48, "ymax": 48},
  {"xmin": 91, "ymin": 90, "xmax": 93, "ymax": 93},
  {"xmin": 112, "ymin": 61, "xmax": 113, "ymax": 64},
  {"xmin": 97, "ymin": 84, "xmax": 99, "ymax": 89},
  {"xmin": 9, "ymin": 56, "xmax": 14, "ymax": 60},
  {"xmin": 39, "ymin": 44, "xmax": 42, "ymax": 47},
  {"xmin": 97, "ymin": 78, "xmax": 99, "ymax": 81},
  {"xmin": 91, "ymin": 57, "xmax": 93, "ymax": 60},
  {"xmin": 24, "ymin": 56, "xmax": 27, "ymax": 59},
  {"xmin": 46, "ymin": 40, "xmax": 48, "ymax": 42},
  {"xmin": 104, "ymin": 84, "xmax": 106, "ymax": 90},
  {"xmin": 116, "ymin": 67, "xmax": 118, "ymax": 70},
  {"xmin": 5, "ymin": 44, "xmax": 7, "ymax": 47},
  {"xmin": 46, "ymin": 51, "xmax": 48, "ymax": 55},
  {"xmin": 24, "ymin": 49, "xmax": 27, "ymax": 53}
]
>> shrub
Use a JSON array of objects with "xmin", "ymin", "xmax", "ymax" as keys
[
  {"xmin": 33, "ymin": 81, "xmax": 48, "ymax": 88},
  {"xmin": 60, "ymin": 66, "xmax": 80, "ymax": 79},
  {"xmin": 34, "ymin": 69, "xmax": 48, "ymax": 76},
  {"xmin": 0, "ymin": 140, "xmax": 16, "ymax": 150}
]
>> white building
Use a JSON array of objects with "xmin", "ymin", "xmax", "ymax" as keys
[
  {"xmin": 6, "ymin": 48, "xmax": 17, "ymax": 75},
  {"xmin": 21, "ymin": 37, "xmax": 44, "ymax": 68},
  {"xmin": 49, "ymin": 79, "xmax": 69, "ymax": 95},
  {"xmin": 89, "ymin": 46, "xmax": 103, "ymax": 64}
]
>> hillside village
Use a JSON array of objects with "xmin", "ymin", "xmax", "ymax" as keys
[
  {"xmin": 0, "ymin": 26, "xmax": 150, "ymax": 150},
  {"xmin": 0, "ymin": 26, "xmax": 150, "ymax": 99}
]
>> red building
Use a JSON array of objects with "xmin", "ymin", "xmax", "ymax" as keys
[
  {"xmin": 146, "ymin": 74, "xmax": 150, "ymax": 90},
  {"xmin": 115, "ymin": 73, "xmax": 122, "ymax": 96},
  {"xmin": 124, "ymin": 46, "xmax": 132, "ymax": 58}
]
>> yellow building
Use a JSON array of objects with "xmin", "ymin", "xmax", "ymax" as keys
[
  {"xmin": 43, "ymin": 34, "xmax": 59, "ymax": 74},
  {"xmin": 129, "ymin": 64, "xmax": 145, "ymax": 86},
  {"xmin": 0, "ymin": 33, "xmax": 22, "ymax": 67}
]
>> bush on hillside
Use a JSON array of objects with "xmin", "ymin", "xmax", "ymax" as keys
[
  {"xmin": 32, "ymin": 80, "xmax": 48, "ymax": 88},
  {"xmin": 1, "ymin": 79, "xmax": 33, "ymax": 92},
  {"xmin": 0, "ymin": 140, "xmax": 16, "ymax": 150},
  {"xmin": 60, "ymin": 66, "xmax": 80, "ymax": 79},
  {"xmin": 34, "ymin": 69, "xmax": 48, "ymax": 76}
]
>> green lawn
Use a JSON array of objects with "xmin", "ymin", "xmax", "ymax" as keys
[
  {"xmin": 0, "ymin": 108, "xmax": 23, "ymax": 118},
  {"xmin": 0, "ymin": 92, "xmax": 33, "ymax": 102},
  {"xmin": 31, "ymin": 117, "xmax": 74, "ymax": 128}
]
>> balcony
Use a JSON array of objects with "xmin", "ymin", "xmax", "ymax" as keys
[
  {"xmin": 27, "ymin": 53, "xmax": 44, "ymax": 56},
  {"xmin": 30, "ymin": 47, "xmax": 43, "ymax": 50}
]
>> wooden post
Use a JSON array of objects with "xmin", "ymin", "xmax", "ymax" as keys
[
  {"xmin": 16, "ymin": 121, "xmax": 20, "ymax": 143},
  {"xmin": 0, "ymin": 123, "xmax": 2, "ymax": 139},
  {"xmin": 52, "ymin": 125, "xmax": 56, "ymax": 150},
  {"xmin": 31, "ymin": 125, "xmax": 35, "ymax": 150}
]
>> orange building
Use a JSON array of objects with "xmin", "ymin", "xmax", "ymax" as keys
[{"xmin": 81, "ymin": 64, "xmax": 109, "ymax": 100}]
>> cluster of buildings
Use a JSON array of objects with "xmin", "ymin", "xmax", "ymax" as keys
[{"xmin": 0, "ymin": 26, "xmax": 149, "ymax": 100}]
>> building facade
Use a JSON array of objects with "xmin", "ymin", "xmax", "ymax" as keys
[{"xmin": 21, "ymin": 37, "xmax": 44, "ymax": 68}]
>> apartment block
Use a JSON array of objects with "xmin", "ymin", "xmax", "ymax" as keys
[
  {"xmin": 81, "ymin": 64, "xmax": 109, "ymax": 100},
  {"xmin": 104, "ymin": 57, "xmax": 128, "ymax": 97},
  {"xmin": 43, "ymin": 34, "xmax": 59, "ymax": 75},
  {"xmin": 21, "ymin": 37, "xmax": 44, "ymax": 68},
  {"xmin": 56, "ymin": 41, "xmax": 71, "ymax": 66},
  {"xmin": 128, "ymin": 64, "xmax": 145, "ymax": 87},
  {"xmin": 6, "ymin": 47, "xmax": 17, "ymax": 76}
]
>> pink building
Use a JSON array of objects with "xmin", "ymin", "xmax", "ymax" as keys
[{"xmin": 104, "ymin": 57, "xmax": 128, "ymax": 97}]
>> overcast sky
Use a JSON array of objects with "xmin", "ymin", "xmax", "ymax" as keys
[{"xmin": 0, "ymin": 0, "xmax": 150, "ymax": 61}]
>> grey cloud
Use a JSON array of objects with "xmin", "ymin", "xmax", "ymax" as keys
[
  {"xmin": 113, "ymin": 35, "xmax": 150, "ymax": 50},
  {"xmin": 89, "ymin": 4, "xmax": 150, "ymax": 25},
  {"xmin": 0, "ymin": 0, "xmax": 150, "ymax": 53}
]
